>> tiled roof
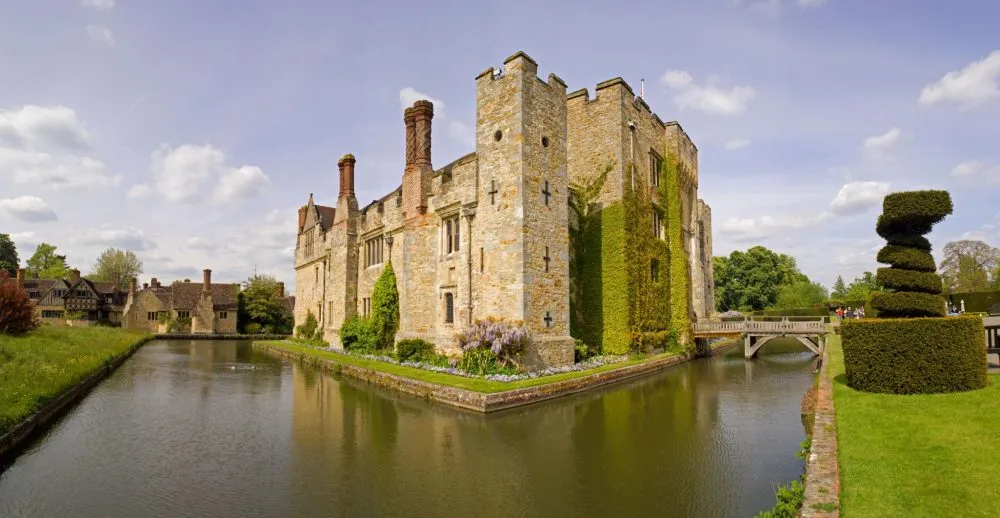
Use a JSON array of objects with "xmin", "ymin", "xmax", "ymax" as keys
[
  {"xmin": 317, "ymin": 206, "xmax": 336, "ymax": 230},
  {"xmin": 169, "ymin": 282, "xmax": 240, "ymax": 310}
]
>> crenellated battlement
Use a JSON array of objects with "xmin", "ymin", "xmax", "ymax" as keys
[
  {"xmin": 566, "ymin": 77, "xmax": 669, "ymax": 132},
  {"xmin": 475, "ymin": 51, "xmax": 567, "ymax": 92}
]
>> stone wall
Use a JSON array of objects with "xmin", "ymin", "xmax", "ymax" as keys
[
  {"xmin": 122, "ymin": 290, "xmax": 166, "ymax": 333},
  {"xmin": 698, "ymin": 200, "xmax": 715, "ymax": 316}
]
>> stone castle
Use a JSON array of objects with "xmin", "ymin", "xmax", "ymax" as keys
[{"xmin": 294, "ymin": 51, "xmax": 714, "ymax": 368}]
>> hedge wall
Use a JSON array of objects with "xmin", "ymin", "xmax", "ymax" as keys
[
  {"xmin": 948, "ymin": 291, "xmax": 1000, "ymax": 314},
  {"xmin": 875, "ymin": 245, "xmax": 937, "ymax": 272},
  {"xmin": 577, "ymin": 203, "xmax": 631, "ymax": 354},
  {"xmin": 841, "ymin": 316, "xmax": 987, "ymax": 394}
]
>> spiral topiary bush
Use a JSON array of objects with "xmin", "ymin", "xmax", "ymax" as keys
[
  {"xmin": 842, "ymin": 189, "xmax": 987, "ymax": 394},
  {"xmin": 871, "ymin": 190, "xmax": 952, "ymax": 317}
]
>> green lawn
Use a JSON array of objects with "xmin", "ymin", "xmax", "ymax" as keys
[
  {"xmin": 829, "ymin": 334, "xmax": 1000, "ymax": 517},
  {"xmin": 0, "ymin": 326, "xmax": 151, "ymax": 436},
  {"xmin": 256, "ymin": 340, "xmax": 686, "ymax": 393}
]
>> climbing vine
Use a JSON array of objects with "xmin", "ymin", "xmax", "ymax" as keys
[
  {"xmin": 663, "ymin": 151, "xmax": 692, "ymax": 346},
  {"xmin": 371, "ymin": 260, "xmax": 400, "ymax": 351}
]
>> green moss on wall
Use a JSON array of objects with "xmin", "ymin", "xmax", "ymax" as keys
[{"xmin": 577, "ymin": 203, "xmax": 630, "ymax": 354}]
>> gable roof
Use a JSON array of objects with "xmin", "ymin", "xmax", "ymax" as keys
[
  {"xmin": 169, "ymin": 281, "xmax": 240, "ymax": 311},
  {"xmin": 35, "ymin": 279, "xmax": 72, "ymax": 301}
]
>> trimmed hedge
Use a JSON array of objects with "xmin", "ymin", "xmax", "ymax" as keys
[
  {"xmin": 871, "ymin": 291, "xmax": 945, "ymax": 318},
  {"xmin": 876, "ymin": 245, "xmax": 937, "ymax": 272},
  {"xmin": 948, "ymin": 291, "xmax": 1000, "ymax": 314},
  {"xmin": 875, "ymin": 190, "xmax": 953, "ymax": 238},
  {"xmin": 884, "ymin": 233, "xmax": 932, "ymax": 251},
  {"xmin": 875, "ymin": 267, "xmax": 943, "ymax": 295},
  {"xmin": 841, "ymin": 316, "xmax": 987, "ymax": 394}
]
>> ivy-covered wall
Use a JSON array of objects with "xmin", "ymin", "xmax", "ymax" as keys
[
  {"xmin": 663, "ymin": 152, "xmax": 692, "ymax": 344},
  {"xmin": 570, "ymin": 156, "xmax": 686, "ymax": 355}
]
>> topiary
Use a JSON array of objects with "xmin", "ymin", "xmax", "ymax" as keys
[
  {"xmin": 0, "ymin": 272, "xmax": 39, "ymax": 335},
  {"xmin": 370, "ymin": 261, "xmax": 399, "ymax": 351},
  {"xmin": 871, "ymin": 190, "xmax": 952, "ymax": 317}
]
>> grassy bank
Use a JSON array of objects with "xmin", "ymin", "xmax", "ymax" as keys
[
  {"xmin": 255, "ymin": 340, "xmax": 687, "ymax": 393},
  {"xmin": 0, "ymin": 326, "xmax": 151, "ymax": 436},
  {"xmin": 829, "ymin": 334, "xmax": 1000, "ymax": 517}
]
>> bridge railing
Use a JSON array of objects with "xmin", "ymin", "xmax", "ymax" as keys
[{"xmin": 693, "ymin": 316, "xmax": 826, "ymax": 335}]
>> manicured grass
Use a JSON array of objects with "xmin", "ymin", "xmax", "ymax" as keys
[
  {"xmin": 256, "ymin": 340, "xmax": 687, "ymax": 393},
  {"xmin": 0, "ymin": 326, "xmax": 151, "ymax": 436},
  {"xmin": 828, "ymin": 334, "xmax": 1000, "ymax": 517}
]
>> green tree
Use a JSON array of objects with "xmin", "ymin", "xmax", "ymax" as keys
[
  {"xmin": 940, "ymin": 239, "xmax": 998, "ymax": 293},
  {"xmin": 775, "ymin": 280, "xmax": 829, "ymax": 308},
  {"xmin": 371, "ymin": 261, "xmax": 400, "ymax": 350},
  {"xmin": 89, "ymin": 247, "xmax": 143, "ymax": 290},
  {"xmin": 239, "ymin": 273, "xmax": 293, "ymax": 334},
  {"xmin": 0, "ymin": 234, "xmax": 18, "ymax": 277},
  {"xmin": 844, "ymin": 271, "xmax": 882, "ymax": 301},
  {"xmin": 713, "ymin": 246, "xmax": 809, "ymax": 312},
  {"xmin": 831, "ymin": 275, "xmax": 847, "ymax": 300},
  {"xmin": 26, "ymin": 242, "xmax": 70, "ymax": 279}
]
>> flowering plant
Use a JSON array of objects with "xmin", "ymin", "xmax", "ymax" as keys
[{"xmin": 456, "ymin": 317, "xmax": 529, "ymax": 370}]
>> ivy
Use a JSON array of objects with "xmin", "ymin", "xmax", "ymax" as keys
[
  {"xmin": 663, "ymin": 152, "xmax": 692, "ymax": 346},
  {"xmin": 371, "ymin": 260, "xmax": 400, "ymax": 350}
]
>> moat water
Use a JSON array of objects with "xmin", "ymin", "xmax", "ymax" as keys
[{"xmin": 0, "ymin": 339, "xmax": 817, "ymax": 517}]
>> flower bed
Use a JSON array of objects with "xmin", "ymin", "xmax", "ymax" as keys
[{"xmin": 338, "ymin": 347, "xmax": 630, "ymax": 383}]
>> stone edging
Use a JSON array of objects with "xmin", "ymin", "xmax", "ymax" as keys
[
  {"xmin": 0, "ymin": 336, "xmax": 153, "ymax": 466},
  {"xmin": 254, "ymin": 342, "xmax": 726, "ymax": 413},
  {"xmin": 153, "ymin": 333, "xmax": 291, "ymax": 340},
  {"xmin": 801, "ymin": 345, "xmax": 841, "ymax": 517}
]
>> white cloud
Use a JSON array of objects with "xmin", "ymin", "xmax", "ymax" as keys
[
  {"xmin": 660, "ymin": 70, "xmax": 756, "ymax": 115},
  {"xmin": 82, "ymin": 0, "xmax": 114, "ymax": 10},
  {"xmin": 862, "ymin": 127, "xmax": 901, "ymax": 158},
  {"xmin": 950, "ymin": 161, "xmax": 983, "ymax": 177},
  {"xmin": 829, "ymin": 181, "xmax": 890, "ymax": 215},
  {"xmin": 149, "ymin": 144, "xmax": 270, "ymax": 203},
  {"xmin": 725, "ymin": 138, "xmax": 750, "ymax": 150},
  {"xmin": 0, "ymin": 148, "xmax": 120, "ymax": 188},
  {"xmin": 126, "ymin": 184, "xmax": 152, "ymax": 199},
  {"xmin": 76, "ymin": 224, "xmax": 155, "ymax": 251},
  {"xmin": 0, "ymin": 196, "xmax": 58, "ymax": 222},
  {"xmin": 919, "ymin": 50, "xmax": 1000, "ymax": 107},
  {"xmin": 10, "ymin": 231, "xmax": 40, "ymax": 252},
  {"xmin": 186, "ymin": 237, "xmax": 215, "ymax": 250},
  {"xmin": 448, "ymin": 120, "xmax": 474, "ymax": 148},
  {"xmin": 0, "ymin": 105, "xmax": 90, "ymax": 150},
  {"xmin": 215, "ymin": 165, "xmax": 271, "ymax": 202},
  {"xmin": 719, "ymin": 212, "xmax": 829, "ymax": 242},
  {"xmin": 86, "ymin": 25, "xmax": 116, "ymax": 47},
  {"xmin": 797, "ymin": 0, "xmax": 826, "ymax": 5},
  {"xmin": 399, "ymin": 87, "xmax": 445, "ymax": 114}
]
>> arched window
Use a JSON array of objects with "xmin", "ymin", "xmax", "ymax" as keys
[{"xmin": 445, "ymin": 293, "xmax": 454, "ymax": 324}]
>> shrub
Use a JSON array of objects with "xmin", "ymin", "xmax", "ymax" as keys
[
  {"xmin": 296, "ymin": 310, "xmax": 318, "ymax": 339},
  {"xmin": 246, "ymin": 322, "xmax": 263, "ymax": 334},
  {"xmin": 574, "ymin": 338, "xmax": 596, "ymax": 362},
  {"xmin": 456, "ymin": 318, "xmax": 529, "ymax": 371},
  {"xmin": 0, "ymin": 273, "xmax": 39, "ymax": 335},
  {"xmin": 841, "ymin": 316, "xmax": 987, "ymax": 394},
  {"xmin": 629, "ymin": 329, "xmax": 680, "ymax": 353},
  {"xmin": 396, "ymin": 338, "xmax": 435, "ymax": 362},
  {"xmin": 457, "ymin": 347, "xmax": 516, "ymax": 376},
  {"xmin": 339, "ymin": 315, "xmax": 377, "ymax": 352},
  {"xmin": 370, "ymin": 261, "xmax": 400, "ymax": 350},
  {"xmin": 871, "ymin": 190, "xmax": 953, "ymax": 318}
]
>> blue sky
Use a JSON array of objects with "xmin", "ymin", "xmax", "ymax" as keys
[{"xmin": 1, "ymin": 0, "xmax": 997, "ymax": 293}]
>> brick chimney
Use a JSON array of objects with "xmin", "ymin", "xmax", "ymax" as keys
[
  {"xmin": 413, "ymin": 100, "xmax": 433, "ymax": 168},
  {"xmin": 402, "ymin": 100, "xmax": 434, "ymax": 218},
  {"xmin": 70, "ymin": 268, "xmax": 80, "ymax": 283},
  {"xmin": 16, "ymin": 268, "xmax": 25, "ymax": 289},
  {"xmin": 129, "ymin": 277, "xmax": 137, "ymax": 295},
  {"xmin": 338, "ymin": 154, "xmax": 356, "ymax": 197},
  {"xmin": 202, "ymin": 269, "xmax": 212, "ymax": 292},
  {"xmin": 297, "ymin": 205, "xmax": 307, "ymax": 233}
]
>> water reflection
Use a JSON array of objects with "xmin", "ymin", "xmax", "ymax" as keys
[{"xmin": 0, "ymin": 340, "xmax": 817, "ymax": 518}]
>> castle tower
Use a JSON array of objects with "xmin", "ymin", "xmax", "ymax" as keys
[{"xmin": 474, "ymin": 51, "xmax": 574, "ymax": 367}]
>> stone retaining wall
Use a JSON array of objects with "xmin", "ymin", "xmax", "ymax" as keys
[
  {"xmin": 254, "ymin": 342, "xmax": 722, "ymax": 413},
  {"xmin": 154, "ymin": 333, "xmax": 291, "ymax": 340},
  {"xmin": 801, "ymin": 346, "xmax": 841, "ymax": 517},
  {"xmin": 0, "ymin": 336, "xmax": 153, "ymax": 465}
]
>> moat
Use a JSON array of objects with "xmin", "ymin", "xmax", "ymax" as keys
[{"xmin": 0, "ymin": 340, "xmax": 817, "ymax": 517}]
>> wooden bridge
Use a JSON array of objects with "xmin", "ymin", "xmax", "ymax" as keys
[{"xmin": 693, "ymin": 317, "xmax": 828, "ymax": 359}]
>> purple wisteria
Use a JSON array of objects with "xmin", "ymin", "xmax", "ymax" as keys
[{"xmin": 456, "ymin": 317, "xmax": 529, "ymax": 368}]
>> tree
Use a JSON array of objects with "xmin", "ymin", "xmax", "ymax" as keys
[
  {"xmin": 831, "ymin": 275, "xmax": 847, "ymax": 300},
  {"xmin": 940, "ymin": 239, "xmax": 999, "ymax": 293},
  {"xmin": 26, "ymin": 242, "xmax": 70, "ymax": 279},
  {"xmin": 89, "ymin": 248, "xmax": 143, "ymax": 290},
  {"xmin": 371, "ymin": 261, "xmax": 400, "ymax": 350},
  {"xmin": 775, "ymin": 281, "xmax": 829, "ymax": 309},
  {"xmin": 713, "ymin": 246, "xmax": 810, "ymax": 312},
  {"xmin": 0, "ymin": 234, "xmax": 18, "ymax": 277},
  {"xmin": 239, "ymin": 273, "xmax": 293, "ymax": 334},
  {"xmin": 842, "ymin": 271, "xmax": 882, "ymax": 302},
  {"xmin": 0, "ymin": 271, "xmax": 39, "ymax": 334}
]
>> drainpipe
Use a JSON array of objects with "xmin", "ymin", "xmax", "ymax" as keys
[{"xmin": 627, "ymin": 120, "xmax": 636, "ymax": 191}]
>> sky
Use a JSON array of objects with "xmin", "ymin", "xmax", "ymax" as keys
[{"xmin": 1, "ymin": 0, "xmax": 998, "ymax": 294}]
